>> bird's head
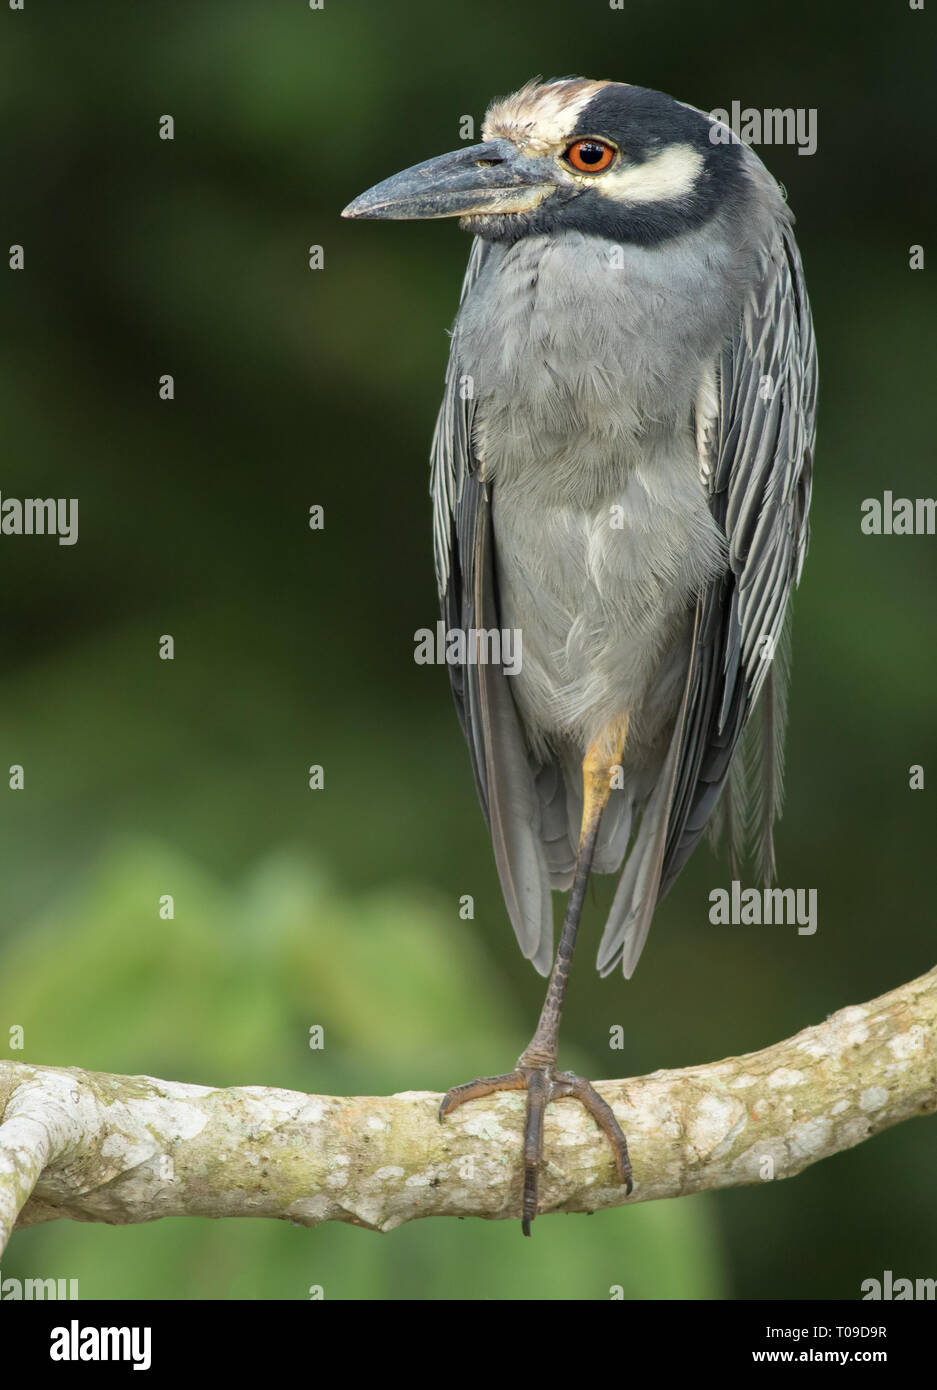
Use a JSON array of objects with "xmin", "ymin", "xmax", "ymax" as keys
[{"xmin": 342, "ymin": 78, "xmax": 748, "ymax": 247}]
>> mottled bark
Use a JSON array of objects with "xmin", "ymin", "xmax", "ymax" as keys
[{"xmin": 1, "ymin": 967, "xmax": 934, "ymax": 1250}]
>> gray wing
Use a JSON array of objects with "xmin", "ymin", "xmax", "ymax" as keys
[
  {"xmin": 598, "ymin": 222, "xmax": 817, "ymax": 977},
  {"xmin": 430, "ymin": 237, "xmax": 555, "ymax": 976}
]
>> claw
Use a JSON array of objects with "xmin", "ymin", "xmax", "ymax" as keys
[
  {"xmin": 438, "ymin": 1071, "xmax": 525, "ymax": 1121},
  {"xmin": 438, "ymin": 1063, "xmax": 632, "ymax": 1231},
  {"xmin": 522, "ymin": 1069, "xmax": 548, "ymax": 1235}
]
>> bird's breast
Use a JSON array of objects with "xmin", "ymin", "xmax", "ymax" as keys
[
  {"xmin": 455, "ymin": 231, "xmax": 732, "ymax": 750},
  {"xmin": 455, "ymin": 229, "xmax": 739, "ymax": 506}
]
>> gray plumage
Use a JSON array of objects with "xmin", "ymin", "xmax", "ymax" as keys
[
  {"xmin": 428, "ymin": 94, "xmax": 817, "ymax": 979},
  {"xmin": 342, "ymin": 77, "xmax": 818, "ymax": 1233}
]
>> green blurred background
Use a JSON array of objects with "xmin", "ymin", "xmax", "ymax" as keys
[{"xmin": 1, "ymin": 0, "xmax": 934, "ymax": 1300}]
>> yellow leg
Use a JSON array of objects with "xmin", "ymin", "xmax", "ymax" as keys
[{"xmin": 579, "ymin": 714, "xmax": 630, "ymax": 850}]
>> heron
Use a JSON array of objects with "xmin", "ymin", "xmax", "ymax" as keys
[{"xmin": 343, "ymin": 77, "xmax": 817, "ymax": 1234}]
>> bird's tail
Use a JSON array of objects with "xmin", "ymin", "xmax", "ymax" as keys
[
  {"xmin": 594, "ymin": 713, "xmax": 685, "ymax": 979},
  {"xmin": 593, "ymin": 603, "xmax": 702, "ymax": 979}
]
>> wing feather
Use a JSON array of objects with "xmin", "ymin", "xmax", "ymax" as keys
[
  {"xmin": 430, "ymin": 237, "xmax": 555, "ymax": 975},
  {"xmin": 669, "ymin": 221, "xmax": 817, "ymax": 885},
  {"xmin": 600, "ymin": 221, "xmax": 817, "ymax": 974}
]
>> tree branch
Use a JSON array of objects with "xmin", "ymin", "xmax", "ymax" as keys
[{"xmin": 1, "ymin": 967, "xmax": 934, "ymax": 1249}]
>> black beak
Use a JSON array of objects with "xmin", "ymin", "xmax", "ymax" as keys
[{"xmin": 341, "ymin": 139, "xmax": 558, "ymax": 221}]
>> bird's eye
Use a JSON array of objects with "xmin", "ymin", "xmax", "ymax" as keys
[{"xmin": 563, "ymin": 139, "xmax": 616, "ymax": 174}]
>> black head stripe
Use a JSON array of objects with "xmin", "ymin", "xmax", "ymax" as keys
[{"xmin": 572, "ymin": 84, "xmax": 716, "ymax": 157}]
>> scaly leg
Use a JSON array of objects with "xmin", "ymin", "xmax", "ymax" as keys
[{"xmin": 439, "ymin": 716, "xmax": 633, "ymax": 1234}]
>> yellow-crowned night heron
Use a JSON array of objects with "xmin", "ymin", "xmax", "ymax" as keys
[{"xmin": 343, "ymin": 78, "xmax": 817, "ymax": 1234}]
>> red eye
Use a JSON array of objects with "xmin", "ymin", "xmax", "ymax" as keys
[{"xmin": 564, "ymin": 139, "xmax": 616, "ymax": 173}]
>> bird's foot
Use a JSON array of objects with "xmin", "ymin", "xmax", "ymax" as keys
[{"xmin": 438, "ymin": 1060, "xmax": 632, "ymax": 1235}]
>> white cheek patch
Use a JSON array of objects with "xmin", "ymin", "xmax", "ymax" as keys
[{"xmin": 591, "ymin": 143, "xmax": 704, "ymax": 203}]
